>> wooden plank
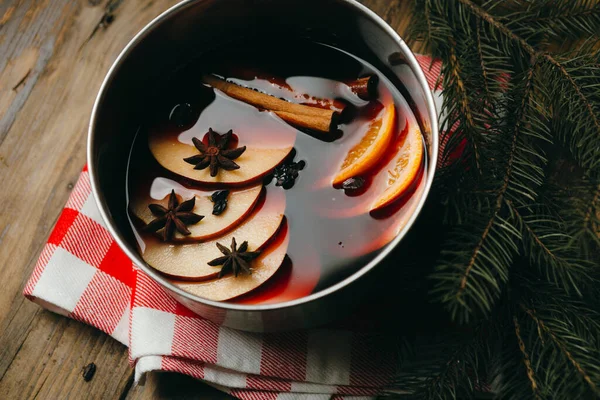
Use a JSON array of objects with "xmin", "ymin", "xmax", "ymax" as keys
[
  {"xmin": 0, "ymin": 0, "xmax": 93, "ymax": 381},
  {"xmin": 0, "ymin": 310, "xmax": 132, "ymax": 399},
  {"xmin": 0, "ymin": 0, "xmax": 178, "ymax": 357},
  {"xmin": 0, "ymin": 0, "xmax": 98, "ymax": 333},
  {"xmin": 0, "ymin": 0, "xmax": 79, "ymax": 145},
  {"xmin": 0, "ymin": 0, "xmax": 416, "ymax": 399},
  {"xmin": 0, "ymin": 0, "xmax": 182, "ymax": 398}
]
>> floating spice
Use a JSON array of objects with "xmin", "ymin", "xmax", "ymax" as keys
[
  {"xmin": 211, "ymin": 190, "xmax": 230, "ymax": 216},
  {"xmin": 144, "ymin": 190, "xmax": 204, "ymax": 241},
  {"xmin": 208, "ymin": 237, "xmax": 261, "ymax": 278},
  {"xmin": 342, "ymin": 177, "xmax": 365, "ymax": 190},
  {"xmin": 183, "ymin": 128, "xmax": 246, "ymax": 177},
  {"xmin": 346, "ymin": 75, "xmax": 379, "ymax": 101},
  {"xmin": 271, "ymin": 154, "xmax": 306, "ymax": 189}
]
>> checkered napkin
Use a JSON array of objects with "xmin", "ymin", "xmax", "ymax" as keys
[{"xmin": 23, "ymin": 56, "xmax": 442, "ymax": 400}]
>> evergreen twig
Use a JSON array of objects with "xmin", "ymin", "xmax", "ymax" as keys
[
  {"xmin": 513, "ymin": 316, "xmax": 541, "ymax": 400},
  {"xmin": 391, "ymin": 0, "xmax": 600, "ymax": 397}
]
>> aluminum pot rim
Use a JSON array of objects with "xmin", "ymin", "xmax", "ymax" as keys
[{"xmin": 87, "ymin": 0, "xmax": 439, "ymax": 313}]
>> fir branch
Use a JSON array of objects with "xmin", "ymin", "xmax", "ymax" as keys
[
  {"xmin": 432, "ymin": 209, "xmax": 520, "ymax": 322},
  {"xmin": 509, "ymin": 201, "xmax": 591, "ymax": 295},
  {"xmin": 432, "ymin": 66, "xmax": 538, "ymax": 323},
  {"xmin": 498, "ymin": 65, "xmax": 536, "ymax": 204},
  {"xmin": 513, "ymin": 316, "xmax": 542, "ymax": 400},
  {"xmin": 387, "ymin": 328, "xmax": 491, "ymax": 399},
  {"xmin": 521, "ymin": 304, "xmax": 600, "ymax": 397},
  {"xmin": 423, "ymin": 0, "xmax": 433, "ymax": 50},
  {"xmin": 454, "ymin": 0, "xmax": 600, "ymax": 171},
  {"xmin": 403, "ymin": 1, "xmax": 600, "ymax": 397},
  {"xmin": 475, "ymin": 19, "xmax": 491, "ymax": 103},
  {"xmin": 582, "ymin": 183, "xmax": 600, "ymax": 234},
  {"xmin": 446, "ymin": 0, "xmax": 600, "ymax": 140},
  {"xmin": 494, "ymin": 276, "xmax": 600, "ymax": 399},
  {"xmin": 444, "ymin": 36, "xmax": 482, "ymax": 174},
  {"xmin": 456, "ymin": 0, "xmax": 538, "ymax": 56},
  {"xmin": 459, "ymin": 215, "xmax": 494, "ymax": 295},
  {"xmin": 566, "ymin": 179, "xmax": 600, "ymax": 258},
  {"xmin": 491, "ymin": 308, "xmax": 542, "ymax": 399},
  {"xmin": 542, "ymin": 45, "xmax": 600, "ymax": 171},
  {"xmin": 543, "ymin": 54, "xmax": 600, "ymax": 136},
  {"xmin": 512, "ymin": 1, "xmax": 600, "ymax": 42}
]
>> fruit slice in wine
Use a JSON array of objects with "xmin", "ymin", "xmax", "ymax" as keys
[
  {"xmin": 173, "ymin": 221, "xmax": 289, "ymax": 301},
  {"xmin": 140, "ymin": 188, "xmax": 285, "ymax": 280},
  {"xmin": 130, "ymin": 184, "xmax": 262, "ymax": 242},
  {"xmin": 332, "ymin": 103, "xmax": 396, "ymax": 185},
  {"xmin": 235, "ymin": 248, "xmax": 320, "ymax": 305},
  {"xmin": 149, "ymin": 131, "xmax": 294, "ymax": 185},
  {"xmin": 370, "ymin": 123, "xmax": 424, "ymax": 211}
]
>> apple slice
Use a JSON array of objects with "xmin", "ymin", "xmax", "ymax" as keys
[
  {"xmin": 140, "ymin": 188, "xmax": 286, "ymax": 280},
  {"xmin": 148, "ymin": 132, "xmax": 294, "ymax": 185},
  {"xmin": 235, "ymin": 246, "xmax": 321, "ymax": 305},
  {"xmin": 130, "ymin": 181, "xmax": 262, "ymax": 242},
  {"xmin": 173, "ymin": 221, "xmax": 289, "ymax": 302}
]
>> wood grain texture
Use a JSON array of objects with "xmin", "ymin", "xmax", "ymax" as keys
[
  {"xmin": 0, "ymin": 312, "xmax": 132, "ymax": 399},
  {"xmin": 0, "ymin": 0, "xmax": 413, "ymax": 398}
]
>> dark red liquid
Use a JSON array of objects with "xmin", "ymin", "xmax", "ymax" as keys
[{"xmin": 126, "ymin": 40, "xmax": 427, "ymax": 303}]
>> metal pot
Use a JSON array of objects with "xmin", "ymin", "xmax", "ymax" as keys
[{"xmin": 88, "ymin": 0, "xmax": 439, "ymax": 332}]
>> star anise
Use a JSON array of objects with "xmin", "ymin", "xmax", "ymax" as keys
[
  {"xmin": 208, "ymin": 237, "xmax": 261, "ymax": 278},
  {"xmin": 183, "ymin": 128, "xmax": 246, "ymax": 177},
  {"xmin": 144, "ymin": 190, "xmax": 204, "ymax": 241}
]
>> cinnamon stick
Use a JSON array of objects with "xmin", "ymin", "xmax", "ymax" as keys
[
  {"xmin": 346, "ymin": 75, "xmax": 379, "ymax": 101},
  {"xmin": 273, "ymin": 111, "xmax": 335, "ymax": 133},
  {"xmin": 211, "ymin": 68, "xmax": 348, "ymax": 115},
  {"xmin": 300, "ymin": 96, "xmax": 348, "ymax": 116},
  {"xmin": 202, "ymin": 74, "xmax": 337, "ymax": 133}
]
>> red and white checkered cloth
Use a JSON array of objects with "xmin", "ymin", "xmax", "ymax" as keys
[{"xmin": 23, "ymin": 56, "xmax": 442, "ymax": 400}]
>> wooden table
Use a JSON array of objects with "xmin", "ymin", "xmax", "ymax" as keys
[{"xmin": 0, "ymin": 1, "xmax": 418, "ymax": 398}]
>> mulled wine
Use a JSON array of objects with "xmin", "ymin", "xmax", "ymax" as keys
[{"xmin": 126, "ymin": 40, "xmax": 427, "ymax": 304}]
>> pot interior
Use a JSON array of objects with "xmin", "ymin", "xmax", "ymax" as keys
[{"xmin": 90, "ymin": 0, "xmax": 437, "ymax": 308}]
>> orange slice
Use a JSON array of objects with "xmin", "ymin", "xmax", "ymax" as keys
[
  {"xmin": 370, "ymin": 123, "xmax": 424, "ymax": 211},
  {"xmin": 332, "ymin": 103, "xmax": 396, "ymax": 185}
]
